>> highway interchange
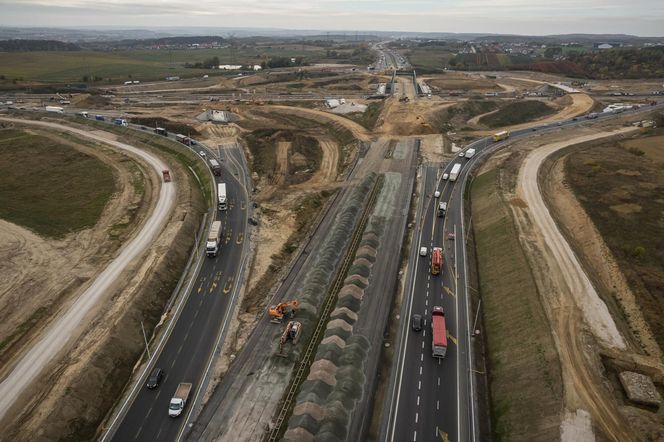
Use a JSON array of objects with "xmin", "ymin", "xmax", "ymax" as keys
[{"xmin": 1, "ymin": 62, "xmax": 660, "ymax": 442}]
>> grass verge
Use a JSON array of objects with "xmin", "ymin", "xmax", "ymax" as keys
[
  {"xmin": 470, "ymin": 167, "xmax": 563, "ymax": 441},
  {"xmin": 129, "ymin": 117, "xmax": 200, "ymax": 136},
  {"xmin": 479, "ymin": 101, "xmax": 556, "ymax": 128},
  {"xmin": 431, "ymin": 100, "xmax": 499, "ymax": 132},
  {"xmin": 0, "ymin": 128, "xmax": 115, "ymax": 238},
  {"xmin": 344, "ymin": 102, "xmax": 384, "ymax": 130},
  {"xmin": 564, "ymin": 138, "xmax": 664, "ymax": 351}
]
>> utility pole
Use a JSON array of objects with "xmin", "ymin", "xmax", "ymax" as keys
[
  {"xmin": 141, "ymin": 321, "xmax": 152, "ymax": 359},
  {"xmin": 472, "ymin": 299, "xmax": 482, "ymax": 337}
]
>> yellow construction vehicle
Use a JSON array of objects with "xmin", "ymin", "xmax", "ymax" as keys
[{"xmin": 268, "ymin": 300, "xmax": 300, "ymax": 323}]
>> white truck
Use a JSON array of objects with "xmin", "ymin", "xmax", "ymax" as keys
[
  {"xmin": 217, "ymin": 183, "xmax": 227, "ymax": 211},
  {"xmin": 464, "ymin": 148, "xmax": 476, "ymax": 158},
  {"xmin": 206, "ymin": 221, "xmax": 222, "ymax": 257},
  {"xmin": 437, "ymin": 201, "xmax": 447, "ymax": 217},
  {"xmin": 169, "ymin": 382, "xmax": 192, "ymax": 417},
  {"xmin": 449, "ymin": 163, "xmax": 462, "ymax": 182},
  {"xmin": 45, "ymin": 106, "xmax": 64, "ymax": 114}
]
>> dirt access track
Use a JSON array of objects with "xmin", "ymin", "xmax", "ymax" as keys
[
  {"xmin": 472, "ymin": 93, "xmax": 595, "ymax": 135},
  {"xmin": 260, "ymin": 104, "xmax": 372, "ymax": 141},
  {"xmin": 515, "ymin": 127, "xmax": 639, "ymax": 441},
  {"xmin": 0, "ymin": 117, "xmax": 176, "ymax": 423}
]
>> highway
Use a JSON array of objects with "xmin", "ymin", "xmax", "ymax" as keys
[
  {"xmin": 380, "ymin": 103, "xmax": 663, "ymax": 442},
  {"xmin": 101, "ymin": 131, "xmax": 251, "ymax": 440}
]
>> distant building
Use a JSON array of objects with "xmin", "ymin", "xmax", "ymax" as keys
[
  {"xmin": 218, "ymin": 64, "xmax": 243, "ymax": 70},
  {"xmin": 252, "ymin": 65, "xmax": 262, "ymax": 71},
  {"xmin": 597, "ymin": 43, "xmax": 614, "ymax": 50}
]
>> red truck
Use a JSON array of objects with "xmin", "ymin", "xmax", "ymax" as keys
[
  {"xmin": 431, "ymin": 306, "xmax": 448, "ymax": 358},
  {"xmin": 431, "ymin": 247, "xmax": 443, "ymax": 275}
]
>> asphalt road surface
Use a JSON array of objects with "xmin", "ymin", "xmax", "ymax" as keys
[
  {"xmin": 103, "ymin": 138, "xmax": 250, "ymax": 441},
  {"xmin": 0, "ymin": 117, "xmax": 176, "ymax": 422}
]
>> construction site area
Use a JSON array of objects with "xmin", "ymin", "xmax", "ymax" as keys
[{"xmin": 0, "ymin": 36, "xmax": 663, "ymax": 442}]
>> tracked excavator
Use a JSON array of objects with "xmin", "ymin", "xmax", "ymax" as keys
[
  {"xmin": 277, "ymin": 321, "xmax": 302, "ymax": 357},
  {"xmin": 268, "ymin": 300, "xmax": 300, "ymax": 323}
]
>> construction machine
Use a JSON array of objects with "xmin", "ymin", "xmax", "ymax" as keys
[
  {"xmin": 277, "ymin": 321, "xmax": 302, "ymax": 357},
  {"xmin": 268, "ymin": 300, "xmax": 299, "ymax": 323}
]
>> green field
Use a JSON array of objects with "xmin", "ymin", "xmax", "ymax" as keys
[
  {"xmin": 479, "ymin": 101, "xmax": 556, "ymax": 128},
  {"xmin": 402, "ymin": 46, "xmax": 454, "ymax": 71},
  {"xmin": 0, "ymin": 45, "xmax": 334, "ymax": 84},
  {"xmin": 470, "ymin": 168, "xmax": 563, "ymax": 441},
  {"xmin": 0, "ymin": 128, "xmax": 115, "ymax": 238}
]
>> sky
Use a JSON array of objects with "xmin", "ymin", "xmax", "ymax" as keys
[{"xmin": 0, "ymin": 0, "xmax": 663, "ymax": 36}]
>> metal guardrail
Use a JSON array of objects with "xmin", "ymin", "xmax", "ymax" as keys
[{"xmin": 265, "ymin": 174, "xmax": 384, "ymax": 441}]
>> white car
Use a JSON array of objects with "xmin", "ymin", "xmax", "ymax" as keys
[
  {"xmin": 199, "ymin": 151, "xmax": 207, "ymax": 158},
  {"xmin": 458, "ymin": 151, "xmax": 465, "ymax": 157},
  {"xmin": 434, "ymin": 190, "xmax": 441, "ymax": 198},
  {"xmin": 419, "ymin": 246, "xmax": 428, "ymax": 256},
  {"xmin": 442, "ymin": 173, "xmax": 449, "ymax": 180}
]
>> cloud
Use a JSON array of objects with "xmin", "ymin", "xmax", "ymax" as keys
[{"xmin": 0, "ymin": 0, "xmax": 662, "ymax": 35}]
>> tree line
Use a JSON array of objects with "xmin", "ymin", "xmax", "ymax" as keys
[{"xmin": 0, "ymin": 39, "xmax": 80, "ymax": 52}]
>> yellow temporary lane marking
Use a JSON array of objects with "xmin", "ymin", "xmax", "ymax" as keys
[
  {"xmin": 448, "ymin": 334, "xmax": 457, "ymax": 345},
  {"xmin": 236, "ymin": 233, "xmax": 244, "ymax": 244},
  {"xmin": 197, "ymin": 284, "xmax": 203, "ymax": 294},
  {"xmin": 223, "ymin": 277, "xmax": 234, "ymax": 294},
  {"xmin": 439, "ymin": 429, "xmax": 450, "ymax": 442},
  {"xmin": 443, "ymin": 286, "xmax": 455, "ymax": 298},
  {"xmin": 206, "ymin": 272, "xmax": 222, "ymax": 295}
]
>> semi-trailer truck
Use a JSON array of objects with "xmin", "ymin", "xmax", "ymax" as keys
[
  {"xmin": 431, "ymin": 306, "xmax": 448, "ymax": 358},
  {"xmin": 45, "ymin": 106, "xmax": 64, "ymax": 114},
  {"xmin": 168, "ymin": 382, "xmax": 192, "ymax": 417},
  {"xmin": 176, "ymin": 134, "xmax": 191, "ymax": 145},
  {"xmin": 209, "ymin": 158, "xmax": 222, "ymax": 176},
  {"xmin": 206, "ymin": 221, "xmax": 222, "ymax": 257},
  {"xmin": 449, "ymin": 163, "xmax": 462, "ymax": 182},
  {"xmin": 492, "ymin": 130, "xmax": 510, "ymax": 142},
  {"xmin": 217, "ymin": 183, "xmax": 227, "ymax": 211},
  {"xmin": 431, "ymin": 247, "xmax": 443, "ymax": 275}
]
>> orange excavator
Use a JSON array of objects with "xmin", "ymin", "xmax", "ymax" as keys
[{"xmin": 268, "ymin": 300, "xmax": 300, "ymax": 324}]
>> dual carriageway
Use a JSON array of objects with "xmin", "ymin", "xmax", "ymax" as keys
[{"xmin": 1, "ymin": 68, "xmax": 661, "ymax": 442}]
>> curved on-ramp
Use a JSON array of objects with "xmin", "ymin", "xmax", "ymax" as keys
[
  {"xmin": 517, "ymin": 128, "xmax": 632, "ymax": 350},
  {"xmin": 517, "ymin": 127, "xmax": 636, "ymax": 441},
  {"xmin": 0, "ymin": 117, "xmax": 176, "ymax": 422}
]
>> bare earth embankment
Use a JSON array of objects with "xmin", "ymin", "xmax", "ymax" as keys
[{"xmin": 0, "ymin": 118, "xmax": 205, "ymax": 441}]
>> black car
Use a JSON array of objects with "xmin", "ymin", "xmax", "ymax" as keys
[
  {"xmin": 411, "ymin": 314, "xmax": 423, "ymax": 332},
  {"xmin": 146, "ymin": 367, "xmax": 164, "ymax": 389}
]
